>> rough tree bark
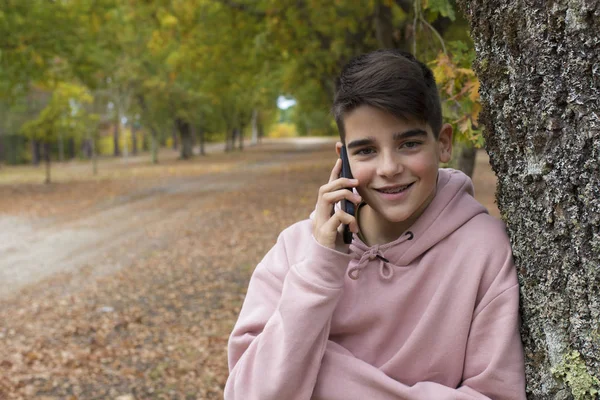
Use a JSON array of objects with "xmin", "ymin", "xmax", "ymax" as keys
[{"xmin": 458, "ymin": 1, "xmax": 600, "ymax": 398}]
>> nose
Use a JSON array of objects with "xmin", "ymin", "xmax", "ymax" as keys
[{"xmin": 377, "ymin": 151, "xmax": 403, "ymax": 177}]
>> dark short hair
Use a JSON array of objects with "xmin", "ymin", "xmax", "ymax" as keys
[{"xmin": 333, "ymin": 49, "xmax": 442, "ymax": 142}]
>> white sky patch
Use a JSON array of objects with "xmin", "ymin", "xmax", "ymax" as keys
[{"xmin": 277, "ymin": 96, "xmax": 296, "ymax": 110}]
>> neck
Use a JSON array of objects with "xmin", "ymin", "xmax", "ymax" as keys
[
  {"xmin": 359, "ymin": 206, "xmax": 415, "ymax": 245},
  {"xmin": 358, "ymin": 185, "xmax": 437, "ymax": 246}
]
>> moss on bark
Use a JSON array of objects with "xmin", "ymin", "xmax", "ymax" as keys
[{"xmin": 552, "ymin": 351, "xmax": 600, "ymax": 399}]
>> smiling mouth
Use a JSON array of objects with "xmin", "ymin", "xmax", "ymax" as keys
[{"xmin": 376, "ymin": 183, "xmax": 415, "ymax": 194}]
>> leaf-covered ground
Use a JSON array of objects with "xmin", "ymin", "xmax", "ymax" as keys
[{"xmin": 0, "ymin": 140, "xmax": 498, "ymax": 399}]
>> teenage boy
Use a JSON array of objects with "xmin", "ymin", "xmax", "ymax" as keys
[{"xmin": 225, "ymin": 49, "xmax": 526, "ymax": 399}]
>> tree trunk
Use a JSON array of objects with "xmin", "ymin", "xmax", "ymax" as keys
[
  {"xmin": 458, "ymin": 1, "xmax": 600, "ymax": 398},
  {"xmin": 251, "ymin": 108, "xmax": 259, "ymax": 146},
  {"xmin": 176, "ymin": 118, "xmax": 193, "ymax": 160},
  {"xmin": 191, "ymin": 124, "xmax": 197, "ymax": 155},
  {"xmin": 231, "ymin": 128, "xmax": 239, "ymax": 151},
  {"xmin": 258, "ymin": 120, "xmax": 264, "ymax": 144},
  {"xmin": 67, "ymin": 138, "xmax": 75, "ymax": 160},
  {"xmin": 58, "ymin": 132, "xmax": 64, "ymax": 162},
  {"xmin": 150, "ymin": 129, "xmax": 158, "ymax": 164},
  {"xmin": 91, "ymin": 135, "xmax": 98, "ymax": 176},
  {"xmin": 197, "ymin": 126, "xmax": 206, "ymax": 156},
  {"xmin": 132, "ymin": 125, "xmax": 138, "ymax": 155},
  {"xmin": 136, "ymin": 94, "xmax": 158, "ymax": 163},
  {"xmin": 225, "ymin": 128, "xmax": 234, "ymax": 152},
  {"xmin": 113, "ymin": 116, "xmax": 121, "ymax": 157},
  {"xmin": 31, "ymin": 139, "xmax": 41, "ymax": 166},
  {"xmin": 172, "ymin": 124, "xmax": 179, "ymax": 150},
  {"xmin": 457, "ymin": 142, "xmax": 476, "ymax": 178},
  {"xmin": 238, "ymin": 127, "xmax": 244, "ymax": 151},
  {"xmin": 43, "ymin": 141, "xmax": 51, "ymax": 184},
  {"xmin": 375, "ymin": 0, "xmax": 394, "ymax": 48},
  {"xmin": 82, "ymin": 139, "xmax": 92, "ymax": 159}
]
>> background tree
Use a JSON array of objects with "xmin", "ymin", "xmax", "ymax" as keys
[
  {"xmin": 1, "ymin": 0, "xmax": 483, "ymax": 177},
  {"xmin": 457, "ymin": 0, "xmax": 600, "ymax": 398},
  {"xmin": 21, "ymin": 82, "xmax": 95, "ymax": 183}
]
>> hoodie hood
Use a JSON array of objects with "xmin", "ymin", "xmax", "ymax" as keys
[{"xmin": 311, "ymin": 168, "xmax": 488, "ymax": 279}]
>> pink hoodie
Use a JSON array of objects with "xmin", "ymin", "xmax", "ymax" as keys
[{"xmin": 226, "ymin": 168, "xmax": 526, "ymax": 399}]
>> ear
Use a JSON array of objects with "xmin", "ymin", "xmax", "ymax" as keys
[
  {"xmin": 437, "ymin": 123, "xmax": 453, "ymax": 163},
  {"xmin": 335, "ymin": 141, "xmax": 343, "ymax": 157}
]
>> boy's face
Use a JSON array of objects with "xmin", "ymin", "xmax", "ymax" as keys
[{"xmin": 337, "ymin": 105, "xmax": 452, "ymax": 228}]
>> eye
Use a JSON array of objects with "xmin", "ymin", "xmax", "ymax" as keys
[
  {"xmin": 401, "ymin": 141, "xmax": 422, "ymax": 149},
  {"xmin": 355, "ymin": 147, "xmax": 376, "ymax": 156}
]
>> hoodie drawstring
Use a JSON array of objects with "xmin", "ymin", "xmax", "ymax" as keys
[{"xmin": 347, "ymin": 231, "xmax": 414, "ymax": 281}]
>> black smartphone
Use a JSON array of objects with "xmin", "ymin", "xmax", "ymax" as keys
[{"xmin": 340, "ymin": 146, "xmax": 355, "ymax": 244}]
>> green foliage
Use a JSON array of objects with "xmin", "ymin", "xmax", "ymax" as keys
[
  {"xmin": 292, "ymin": 105, "xmax": 337, "ymax": 137},
  {"xmin": 260, "ymin": 1, "xmax": 378, "ymax": 118},
  {"xmin": 0, "ymin": 134, "xmax": 28, "ymax": 164},
  {"xmin": 431, "ymin": 41, "xmax": 483, "ymax": 147},
  {"xmin": 551, "ymin": 351, "xmax": 600, "ymax": 400},
  {"xmin": 424, "ymin": 0, "xmax": 456, "ymax": 21},
  {"xmin": 21, "ymin": 83, "xmax": 96, "ymax": 143},
  {"xmin": 1, "ymin": 0, "xmax": 480, "ymax": 160}
]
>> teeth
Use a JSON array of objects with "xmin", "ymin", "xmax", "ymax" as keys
[{"xmin": 380, "ymin": 184, "xmax": 409, "ymax": 194}]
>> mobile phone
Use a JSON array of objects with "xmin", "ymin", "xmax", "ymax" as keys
[{"xmin": 340, "ymin": 146, "xmax": 355, "ymax": 244}]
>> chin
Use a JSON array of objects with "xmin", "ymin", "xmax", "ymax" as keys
[
  {"xmin": 384, "ymin": 213, "xmax": 413, "ymax": 224},
  {"xmin": 374, "ymin": 207, "xmax": 414, "ymax": 224}
]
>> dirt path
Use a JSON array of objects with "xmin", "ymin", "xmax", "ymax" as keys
[{"xmin": 0, "ymin": 138, "xmax": 338, "ymax": 300}]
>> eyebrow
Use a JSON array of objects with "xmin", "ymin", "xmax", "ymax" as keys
[
  {"xmin": 393, "ymin": 129, "xmax": 428, "ymax": 141},
  {"xmin": 347, "ymin": 129, "xmax": 428, "ymax": 150}
]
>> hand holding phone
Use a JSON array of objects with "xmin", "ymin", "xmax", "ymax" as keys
[{"xmin": 312, "ymin": 151, "xmax": 361, "ymax": 250}]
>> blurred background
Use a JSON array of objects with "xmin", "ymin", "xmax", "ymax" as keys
[
  {"xmin": 0, "ymin": 0, "xmax": 482, "ymax": 177},
  {"xmin": 0, "ymin": 1, "xmax": 497, "ymax": 399}
]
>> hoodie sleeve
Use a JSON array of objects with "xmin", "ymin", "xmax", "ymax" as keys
[
  {"xmin": 225, "ymin": 228, "xmax": 353, "ymax": 400},
  {"xmin": 312, "ymin": 284, "xmax": 526, "ymax": 400}
]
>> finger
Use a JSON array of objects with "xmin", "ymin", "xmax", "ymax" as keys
[
  {"xmin": 321, "ymin": 189, "xmax": 362, "ymax": 207},
  {"xmin": 328, "ymin": 158, "xmax": 343, "ymax": 183},
  {"xmin": 321, "ymin": 209, "xmax": 359, "ymax": 234},
  {"xmin": 319, "ymin": 178, "xmax": 359, "ymax": 198},
  {"xmin": 315, "ymin": 186, "xmax": 361, "ymax": 225}
]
